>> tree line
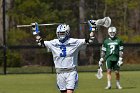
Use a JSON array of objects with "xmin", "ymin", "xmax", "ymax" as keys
[
  {"xmin": 0, "ymin": 0, "xmax": 140, "ymax": 67},
  {"xmin": 4, "ymin": 0, "xmax": 140, "ymax": 44}
]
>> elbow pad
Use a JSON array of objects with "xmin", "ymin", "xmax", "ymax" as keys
[
  {"xmin": 85, "ymin": 37, "xmax": 95, "ymax": 44},
  {"xmin": 36, "ymin": 35, "xmax": 45, "ymax": 47}
]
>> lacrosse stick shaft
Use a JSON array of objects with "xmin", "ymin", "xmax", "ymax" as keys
[
  {"xmin": 80, "ymin": 22, "xmax": 88, "ymax": 24},
  {"xmin": 17, "ymin": 23, "xmax": 62, "ymax": 28}
]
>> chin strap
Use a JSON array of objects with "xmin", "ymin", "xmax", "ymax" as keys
[{"xmin": 59, "ymin": 35, "xmax": 69, "ymax": 43}]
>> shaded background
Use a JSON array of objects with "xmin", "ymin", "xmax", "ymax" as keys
[{"xmin": 0, "ymin": 0, "xmax": 140, "ymax": 74}]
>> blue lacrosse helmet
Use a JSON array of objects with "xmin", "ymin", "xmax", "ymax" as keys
[{"xmin": 56, "ymin": 24, "xmax": 70, "ymax": 43}]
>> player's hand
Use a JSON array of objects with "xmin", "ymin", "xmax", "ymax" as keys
[
  {"xmin": 117, "ymin": 60, "xmax": 123, "ymax": 67},
  {"xmin": 31, "ymin": 22, "xmax": 40, "ymax": 35},
  {"xmin": 89, "ymin": 27, "xmax": 96, "ymax": 32},
  {"xmin": 98, "ymin": 58, "xmax": 104, "ymax": 67},
  {"xmin": 117, "ymin": 57, "xmax": 123, "ymax": 67},
  {"xmin": 89, "ymin": 31, "xmax": 95, "ymax": 39},
  {"xmin": 88, "ymin": 20, "xmax": 97, "ymax": 31}
]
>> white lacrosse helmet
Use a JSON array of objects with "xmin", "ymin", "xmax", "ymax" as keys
[
  {"xmin": 56, "ymin": 24, "xmax": 70, "ymax": 42},
  {"xmin": 108, "ymin": 27, "xmax": 117, "ymax": 38}
]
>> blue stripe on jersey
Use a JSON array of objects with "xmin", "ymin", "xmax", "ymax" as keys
[{"xmin": 60, "ymin": 45, "xmax": 66, "ymax": 57}]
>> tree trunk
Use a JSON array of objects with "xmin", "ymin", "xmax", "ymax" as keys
[
  {"xmin": 0, "ymin": 0, "xmax": 3, "ymax": 44},
  {"xmin": 0, "ymin": 0, "xmax": 13, "ymax": 44},
  {"xmin": 79, "ymin": 0, "xmax": 86, "ymax": 38},
  {"xmin": 78, "ymin": 0, "xmax": 88, "ymax": 65},
  {"xmin": 123, "ymin": 0, "xmax": 127, "ymax": 35}
]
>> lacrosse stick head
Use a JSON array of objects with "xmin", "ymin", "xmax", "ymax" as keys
[
  {"xmin": 96, "ymin": 17, "xmax": 111, "ymax": 28},
  {"xmin": 95, "ymin": 67, "xmax": 103, "ymax": 79}
]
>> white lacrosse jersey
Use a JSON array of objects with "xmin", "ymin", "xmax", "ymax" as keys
[{"xmin": 44, "ymin": 38, "xmax": 86, "ymax": 68}]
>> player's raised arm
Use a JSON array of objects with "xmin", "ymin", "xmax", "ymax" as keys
[
  {"xmin": 31, "ymin": 22, "xmax": 45, "ymax": 47},
  {"xmin": 85, "ymin": 17, "xmax": 111, "ymax": 44},
  {"xmin": 85, "ymin": 20, "xmax": 96, "ymax": 44}
]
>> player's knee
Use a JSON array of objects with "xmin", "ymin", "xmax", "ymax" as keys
[
  {"xmin": 67, "ymin": 89, "xmax": 74, "ymax": 93},
  {"xmin": 107, "ymin": 69, "xmax": 111, "ymax": 73},
  {"xmin": 115, "ymin": 70, "xmax": 119, "ymax": 73},
  {"xmin": 115, "ymin": 70, "xmax": 120, "ymax": 74}
]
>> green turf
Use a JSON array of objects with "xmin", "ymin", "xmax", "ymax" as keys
[
  {"xmin": 1, "ymin": 64, "xmax": 140, "ymax": 74},
  {"xmin": 0, "ymin": 71, "xmax": 140, "ymax": 93}
]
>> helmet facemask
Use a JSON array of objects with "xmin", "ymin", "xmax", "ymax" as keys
[
  {"xmin": 108, "ymin": 27, "xmax": 117, "ymax": 39},
  {"xmin": 109, "ymin": 32, "xmax": 116, "ymax": 38},
  {"xmin": 57, "ymin": 32, "xmax": 67, "ymax": 41},
  {"xmin": 56, "ymin": 24, "xmax": 70, "ymax": 43}
]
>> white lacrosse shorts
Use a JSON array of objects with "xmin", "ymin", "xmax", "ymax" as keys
[{"xmin": 57, "ymin": 71, "xmax": 78, "ymax": 91}]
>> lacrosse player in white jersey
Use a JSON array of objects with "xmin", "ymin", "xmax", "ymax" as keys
[{"xmin": 32, "ymin": 22, "xmax": 95, "ymax": 93}]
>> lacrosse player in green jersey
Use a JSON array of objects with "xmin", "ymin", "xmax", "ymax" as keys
[{"xmin": 98, "ymin": 27, "xmax": 124, "ymax": 89}]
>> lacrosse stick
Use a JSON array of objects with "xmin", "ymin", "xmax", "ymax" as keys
[
  {"xmin": 81, "ymin": 17, "xmax": 111, "ymax": 30},
  {"xmin": 17, "ymin": 23, "xmax": 62, "ymax": 28},
  {"xmin": 17, "ymin": 22, "xmax": 63, "ymax": 35},
  {"xmin": 95, "ymin": 17, "xmax": 111, "ymax": 28},
  {"xmin": 95, "ymin": 66, "xmax": 103, "ymax": 79}
]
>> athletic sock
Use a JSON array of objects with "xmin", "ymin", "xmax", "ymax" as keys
[
  {"xmin": 107, "ymin": 80, "xmax": 111, "ymax": 87},
  {"xmin": 116, "ymin": 80, "xmax": 120, "ymax": 86}
]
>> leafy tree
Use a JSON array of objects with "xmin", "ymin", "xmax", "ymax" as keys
[{"xmin": 6, "ymin": 0, "xmax": 80, "ymax": 66}]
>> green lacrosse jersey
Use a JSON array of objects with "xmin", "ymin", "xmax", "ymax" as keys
[{"xmin": 101, "ymin": 37, "xmax": 123, "ymax": 61}]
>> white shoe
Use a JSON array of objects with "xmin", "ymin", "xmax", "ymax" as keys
[
  {"xmin": 105, "ymin": 86, "xmax": 111, "ymax": 89},
  {"xmin": 116, "ymin": 85, "xmax": 122, "ymax": 89}
]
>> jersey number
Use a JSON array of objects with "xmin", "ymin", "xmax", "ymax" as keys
[
  {"xmin": 60, "ymin": 45, "xmax": 66, "ymax": 57},
  {"xmin": 110, "ymin": 45, "xmax": 115, "ymax": 54}
]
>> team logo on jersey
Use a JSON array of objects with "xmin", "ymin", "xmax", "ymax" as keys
[{"xmin": 107, "ymin": 42, "xmax": 118, "ymax": 45}]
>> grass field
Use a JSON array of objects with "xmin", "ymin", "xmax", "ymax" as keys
[
  {"xmin": 1, "ymin": 64, "xmax": 140, "ymax": 74},
  {"xmin": 0, "ymin": 71, "xmax": 140, "ymax": 93}
]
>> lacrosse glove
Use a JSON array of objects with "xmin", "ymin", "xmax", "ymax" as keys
[
  {"xmin": 99, "ymin": 58, "xmax": 104, "ymax": 67},
  {"xmin": 117, "ymin": 57, "xmax": 123, "ymax": 67},
  {"xmin": 31, "ymin": 22, "xmax": 40, "ymax": 35},
  {"xmin": 88, "ymin": 20, "xmax": 97, "ymax": 32}
]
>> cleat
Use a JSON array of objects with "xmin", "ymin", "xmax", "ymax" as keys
[
  {"xmin": 116, "ymin": 85, "xmax": 122, "ymax": 89},
  {"xmin": 105, "ymin": 86, "xmax": 111, "ymax": 89}
]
